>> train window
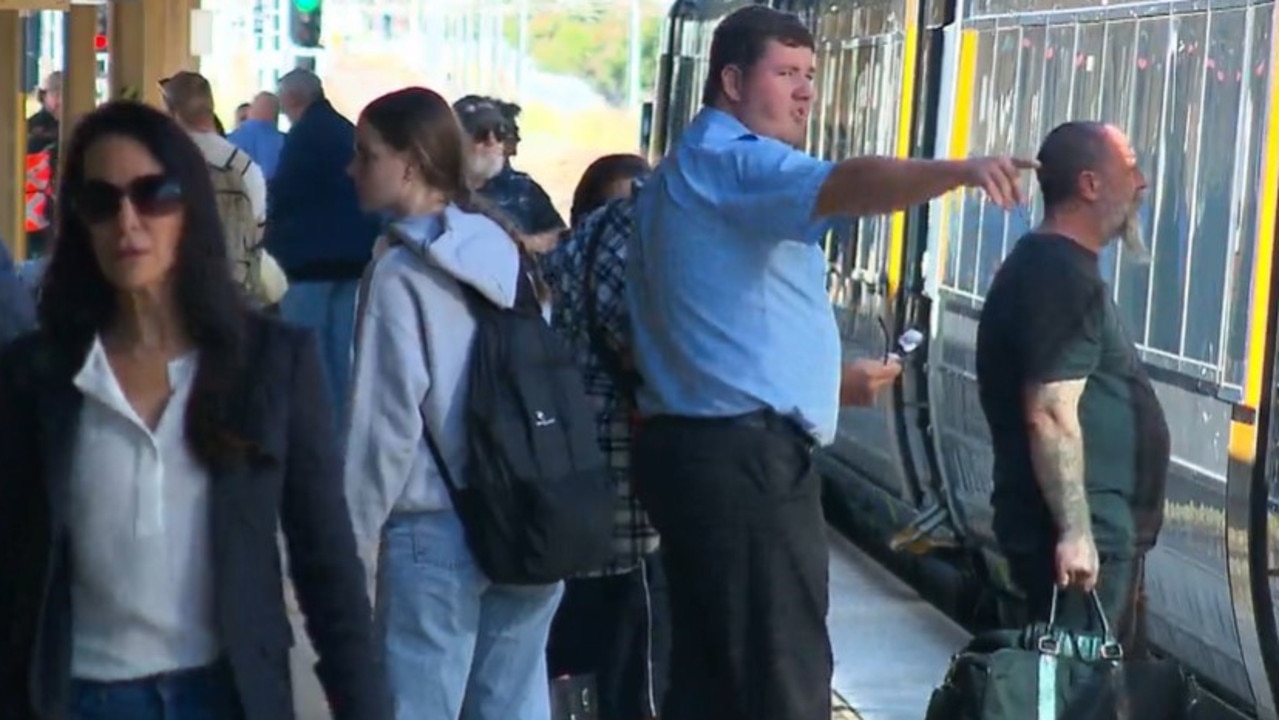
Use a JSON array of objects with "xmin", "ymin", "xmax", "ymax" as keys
[
  {"xmin": 953, "ymin": 30, "xmax": 1000, "ymax": 295},
  {"xmin": 1006, "ymin": 25, "xmax": 1046, "ymax": 250},
  {"xmin": 1226, "ymin": 5, "xmax": 1273, "ymax": 385},
  {"xmin": 968, "ymin": 0, "xmax": 1165, "ymax": 22},
  {"xmin": 1095, "ymin": 20, "xmax": 1136, "ymax": 289},
  {"xmin": 813, "ymin": 26, "xmax": 840, "ymax": 159},
  {"xmin": 848, "ymin": 44, "xmax": 872, "ymax": 274},
  {"xmin": 1116, "ymin": 18, "xmax": 1168, "ymax": 344},
  {"xmin": 1146, "ymin": 13, "xmax": 1206, "ymax": 359},
  {"xmin": 973, "ymin": 28, "xmax": 1021, "ymax": 292},
  {"xmin": 947, "ymin": 7, "xmax": 1271, "ymax": 381},
  {"xmin": 1183, "ymin": 9, "xmax": 1245, "ymax": 366},
  {"xmin": 853, "ymin": 40, "xmax": 896, "ymax": 277},
  {"xmin": 835, "ymin": 46, "xmax": 854, "ymax": 160},
  {"xmin": 1070, "ymin": 24, "xmax": 1105, "ymax": 121},
  {"xmin": 1035, "ymin": 24, "xmax": 1078, "ymax": 225},
  {"xmin": 668, "ymin": 57, "xmax": 696, "ymax": 148}
]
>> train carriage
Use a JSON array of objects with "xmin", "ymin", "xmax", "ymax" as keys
[{"xmin": 648, "ymin": 0, "xmax": 1279, "ymax": 717}]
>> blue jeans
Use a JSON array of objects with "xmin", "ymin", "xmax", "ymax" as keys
[
  {"xmin": 375, "ymin": 511, "xmax": 564, "ymax": 720},
  {"xmin": 70, "ymin": 662, "xmax": 241, "ymax": 720},
  {"xmin": 279, "ymin": 279, "xmax": 359, "ymax": 423}
]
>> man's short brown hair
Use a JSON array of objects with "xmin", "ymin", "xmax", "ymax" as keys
[
  {"xmin": 159, "ymin": 70, "xmax": 215, "ymax": 124},
  {"xmin": 701, "ymin": 6, "xmax": 814, "ymax": 106}
]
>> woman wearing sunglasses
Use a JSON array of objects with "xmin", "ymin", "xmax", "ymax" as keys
[{"xmin": 0, "ymin": 101, "xmax": 387, "ymax": 720}]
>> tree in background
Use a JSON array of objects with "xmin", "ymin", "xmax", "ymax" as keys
[{"xmin": 505, "ymin": 0, "xmax": 665, "ymax": 104}]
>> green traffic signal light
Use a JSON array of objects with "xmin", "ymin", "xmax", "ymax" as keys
[{"xmin": 294, "ymin": 0, "xmax": 319, "ymax": 12}]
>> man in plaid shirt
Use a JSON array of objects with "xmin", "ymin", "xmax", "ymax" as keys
[{"xmin": 542, "ymin": 191, "xmax": 668, "ymax": 720}]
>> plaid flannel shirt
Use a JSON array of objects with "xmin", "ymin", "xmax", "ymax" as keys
[{"xmin": 543, "ymin": 196, "xmax": 660, "ymax": 577}]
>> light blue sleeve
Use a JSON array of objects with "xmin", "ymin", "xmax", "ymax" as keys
[{"xmin": 721, "ymin": 137, "xmax": 836, "ymax": 243}]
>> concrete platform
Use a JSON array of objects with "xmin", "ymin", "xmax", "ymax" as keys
[{"xmin": 282, "ymin": 529, "xmax": 963, "ymax": 720}]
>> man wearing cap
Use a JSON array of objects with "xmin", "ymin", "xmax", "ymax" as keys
[
  {"xmin": 26, "ymin": 71, "xmax": 60, "ymax": 152},
  {"xmin": 160, "ymin": 71, "xmax": 268, "ymax": 225},
  {"xmin": 452, "ymin": 96, "xmax": 565, "ymax": 244},
  {"xmin": 24, "ymin": 71, "xmax": 61, "ymax": 258},
  {"xmin": 495, "ymin": 99, "xmax": 522, "ymax": 159}
]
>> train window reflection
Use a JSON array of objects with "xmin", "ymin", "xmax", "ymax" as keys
[
  {"xmin": 812, "ymin": 0, "xmax": 911, "ymax": 320},
  {"xmin": 1227, "ymin": 5, "xmax": 1273, "ymax": 385},
  {"xmin": 1112, "ymin": 18, "xmax": 1166, "ymax": 344},
  {"xmin": 1095, "ymin": 20, "xmax": 1136, "ymax": 289},
  {"xmin": 1006, "ymin": 26, "xmax": 1044, "ymax": 254},
  {"xmin": 1185, "ymin": 9, "xmax": 1245, "ymax": 366},
  {"xmin": 1070, "ymin": 23, "xmax": 1105, "ymax": 120},
  {"xmin": 940, "ymin": 4, "xmax": 1273, "ymax": 382},
  {"xmin": 973, "ymin": 28, "xmax": 1020, "ymax": 291},
  {"xmin": 1147, "ymin": 13, "xmax": 1206, "ymax": 358},
  {"xmin": 955, "ymin": 30, "xmax": 1000, "ymax": 295},
  {"xmin": 1035, "ymin": 24, "xmax": 1078, "ymax": 226}
]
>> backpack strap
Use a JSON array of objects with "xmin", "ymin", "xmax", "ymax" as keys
[
  {"xmin": 583, "ymin": 204, "xmax": 641, "ymax": 396},
  {"xmin": 223, "ymin": 148, "xmax": 251, "ymax": 177},
  {"xmin": 422, "ymin": 423, "xmax": 463, "ymax": 497}
]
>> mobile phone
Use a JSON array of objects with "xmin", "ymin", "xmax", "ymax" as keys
[{"xmin": 887, "ymin": 328, "xmax": 924, "ymax": 362}]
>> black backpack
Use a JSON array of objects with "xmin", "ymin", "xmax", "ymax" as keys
[{"xmin": 423, "ymin": 262, "xmax": 615, "ymax": 585}]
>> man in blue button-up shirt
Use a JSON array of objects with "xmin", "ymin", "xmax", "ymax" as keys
[{"xmin": 626, "ymin": 7, "xmax": 1035, "ymax": 720}]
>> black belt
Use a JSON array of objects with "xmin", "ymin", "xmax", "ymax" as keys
[{"xmin": 647, "ymin": 410, "xmax": 817, "ymax": 451}]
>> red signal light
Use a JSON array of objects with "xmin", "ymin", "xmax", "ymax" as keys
[{"xmin": 93, "ymin": 34, "xmax": 108, "ymax": 51}]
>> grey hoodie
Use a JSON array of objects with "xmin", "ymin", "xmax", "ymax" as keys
[{"xmin": 342, "ymin": 204, "xmax": 523, "ymax": 562}]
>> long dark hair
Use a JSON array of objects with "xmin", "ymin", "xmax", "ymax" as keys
[
  {"xmin": 570, "ymin": 153, "xmax": 650, "ymax": 226},
  {"xmin": 40, "ymin": 100, "xmax": 248, "ymax": 470}
]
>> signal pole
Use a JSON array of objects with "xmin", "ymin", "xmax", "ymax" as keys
[
  {"xmin": 628, "ymin": 0, "xmax": 641, "ymax": 109},
  {"xmin": 517, "ymin": 0, "xmax": 528, "ymax": 102}
]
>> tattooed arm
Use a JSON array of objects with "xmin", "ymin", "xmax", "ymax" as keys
[{"xmin": 1024, "ymin": 379, "xmax": 1091, "ymax": 539}]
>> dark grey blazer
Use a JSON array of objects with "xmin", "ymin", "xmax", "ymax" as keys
[{"xmin": 0, "ymin": 313, "xmax": 388, "ymax": 720}]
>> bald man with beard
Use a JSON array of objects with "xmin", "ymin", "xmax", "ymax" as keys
[{"xmin": 976, "ymin": 122, "xmax": 1169, "ymax": 658}]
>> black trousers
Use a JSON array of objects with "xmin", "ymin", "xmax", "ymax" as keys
[
  {"xmin": 633, "ymin": 412, "xmax": 832, "ymax": 720},
  {"xmin": 1005, "ymin": 549, "xmax": 1148, "ymax": 657},
  {"xmin": 546, "ymin": 553, "xmax": 670, "ymax": 720}
]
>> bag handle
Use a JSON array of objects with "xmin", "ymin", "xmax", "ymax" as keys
[
  {"xmin": 1039, "ymin": 585, "xmax": 1124, "ymax": 661},
  {"xmin": 1035, "ymin": 587, "xmax": 1125, "ymax": 720}
]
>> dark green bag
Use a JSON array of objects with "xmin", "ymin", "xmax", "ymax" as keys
[{"xmin": 924, "ymin": 588, "xmax": 1129, "ymax": 720}]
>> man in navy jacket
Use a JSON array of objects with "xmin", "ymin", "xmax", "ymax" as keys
[{"xmin": 265, "ymin": 68, "xmax": 380, "ymax": 423}]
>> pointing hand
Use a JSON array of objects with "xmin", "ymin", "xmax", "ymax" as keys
[{"xmin": 961, "ymin": 156, "xmax": 1040, "ymax": 210}]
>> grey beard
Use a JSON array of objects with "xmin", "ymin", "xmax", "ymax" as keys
[{"xmin": 1119, "ymin": 211, "xmax": 1149, "ymax": 264}]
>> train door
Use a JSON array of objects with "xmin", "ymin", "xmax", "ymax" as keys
[
  {"xmin": 887, "ymin": 0, "xmax": 965, "ymax": 553},
  {"xmin": 810, "ymin": 0, "xmax": 923, "ymax": 521},
  {"xmin": 1245, "ymin": 70, "xmax": 1279, "ymax": 710}
]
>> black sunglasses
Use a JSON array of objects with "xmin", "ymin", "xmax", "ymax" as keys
[{"xmin": 74, "ymin": 174, "xmax": 183, "ymax": 224}]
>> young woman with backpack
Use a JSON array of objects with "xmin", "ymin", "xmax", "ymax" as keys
[{"xmin": 342, "ymin": 86, "xmax": 567, "ymax": 720}]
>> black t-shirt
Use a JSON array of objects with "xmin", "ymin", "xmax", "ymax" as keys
[
  {"xmin": 26, "ymin": 109, "xmax": 58, "ymax": 154},
  {"xmin": 975, "ymin": 233, "xmax": 1170, "ymax": 555}
]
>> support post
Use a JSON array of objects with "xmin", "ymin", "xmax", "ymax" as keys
[
  {"xmin": 108, "ymin": 0, "xmax": 172, "ymax": 107},
  {"xmin": 163, "ymin": 0, "xmax": 198, "ymax": 75},
  {"xmin": 62, "ymin": 4, "xmax": 97, "ymax": 132},
  {"xmin": 0, "ymin": 9, "xmax": 26, "ymax": 259}
]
